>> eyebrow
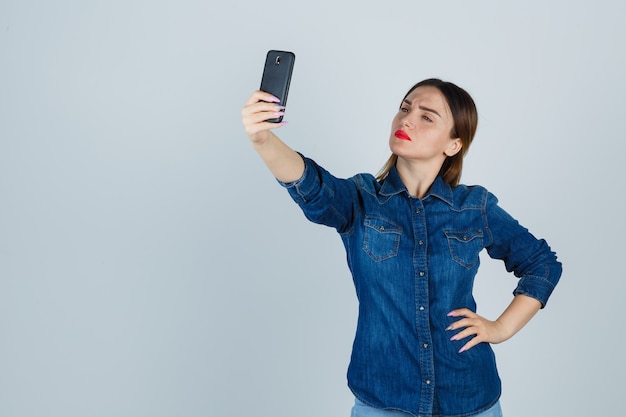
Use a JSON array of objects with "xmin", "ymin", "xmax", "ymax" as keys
[{"xmin": 403, "ymin": 99, "xmax": 442, "ymax": 118}]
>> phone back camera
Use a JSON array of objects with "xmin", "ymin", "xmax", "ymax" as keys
[{"xmin": 275, "ymin": 56, "xmax": 281, "ymax": 65}]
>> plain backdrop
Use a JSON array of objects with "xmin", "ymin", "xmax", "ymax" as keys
[{"xmin": 1, "ymin": 1, "xmax": 624, "ymax": 416}]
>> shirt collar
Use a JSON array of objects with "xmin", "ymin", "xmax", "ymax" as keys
[{"xmin": 380, "ymin": 165, "xmax": 454, "ymax": 206}]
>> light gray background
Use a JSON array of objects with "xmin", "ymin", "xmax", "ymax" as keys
[{"xmin": 1, "ymin": 1, "xmax": 624, "ymax": 416}]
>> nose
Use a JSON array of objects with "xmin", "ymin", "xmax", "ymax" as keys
[{"xmin": 401, "ymin": 113, "xmax": 414, "ymax": 129}]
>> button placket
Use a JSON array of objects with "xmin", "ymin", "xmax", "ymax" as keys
[{"xmin": 412, "ymin": 199, "xmax": 436, "ymax": 414}]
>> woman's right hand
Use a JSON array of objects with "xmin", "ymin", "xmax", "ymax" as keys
[{"xmin": 241, "ymin": 90, "xmax": 286, "ymax": 145}]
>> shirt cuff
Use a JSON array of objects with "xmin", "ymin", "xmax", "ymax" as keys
[
  {"xmin": 513, "ymin": 275, "xmax": 557, "ymax": 308},
  {"xmin": 276, "ymin": 154, "xmax": 321, "ymax": 204}
]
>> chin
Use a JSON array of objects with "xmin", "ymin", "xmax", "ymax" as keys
[{"xmin": 389, "ymin": 139, "xmax": 409, "ymax": 155}]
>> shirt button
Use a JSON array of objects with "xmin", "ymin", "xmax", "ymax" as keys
[
  {"xmin": 419, "ymin": 271, "xmax": 425, "ymax": 276},
  {"xmin": 423, "ymin": 344, "xmax": 429, "ymax": 349},
  {"xmin": 419, "ymin": 306, "xmax": 425, "ymax": 311},
  {"xmin": 416, "ymin": 209, "xmax": 421, "ymax": 214},
  {"xmin": 426, "ymin": 380, "xmax": 431, "ymax": 385},
  {"xmin": 418, "ymin": 240, "xmax": 424, "ymax": 245}
]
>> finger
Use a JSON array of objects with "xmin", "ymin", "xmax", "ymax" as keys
[
  {"xmin": 245, "ymin": 119, "xmax": 287, "ymax": 137},
  {"xmin": 446, "ymin": 318, "xmax": 467, "ymax": 331},
  {"xmin": 446, "ymin": 315, "xmax": 481, "ymax": 331},
  {"xmin": 242, "ymin": 101, "xmax": 285, "ymax": 119},
  {"xmin": 458, "ymin": 337, "xmax": 482, "ymax": 353},
  {"xmin": 255, "ymin": 120, "xmax": 287, "ymax": 132},
  {"xmin": 243, "ymin": 108, "xmax": 285, "ymax": 125},
  {"xmin": 244, "ymin": 90, "xmax": 281, "ymax": 107},
  {"xmin": 449, "ymin": 325, "xmax": 480, "ymax": 341},
  {"xmin": 447, "ymin": 308, "xmax": 475, "ymax": 318},
  {"xmin": 242, "ymin": 100, "xmax": 285, "ymax": 121},
  {"xmin": 243, "ymin": 114, "xmax": 287, "ymax": 137}
]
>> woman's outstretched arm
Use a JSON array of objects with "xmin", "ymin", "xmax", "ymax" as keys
[{"xmin": 241, "ymin": 90, "xmax": 304, "ymax": 183}]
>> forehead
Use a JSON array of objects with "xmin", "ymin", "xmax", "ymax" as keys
[{"xmin": 404, "ymin": 86, "xmax": 451, "ymax": 118}]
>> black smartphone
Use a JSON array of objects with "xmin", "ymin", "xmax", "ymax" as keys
[{"xmin": 259, "ymin": 50, "xmax": 295, "ymax": 123}]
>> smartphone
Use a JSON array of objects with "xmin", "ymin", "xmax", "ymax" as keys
[{"xmin": 259, "ymin": 50, "xmax": 295, "ymax": 123}]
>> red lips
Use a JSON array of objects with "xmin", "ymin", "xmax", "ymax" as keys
[{"xmin": 394, "ymin": 130, "xmax": 411, "ymax": 141}]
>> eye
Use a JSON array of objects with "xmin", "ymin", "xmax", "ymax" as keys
[
  {"xmin": 422, "ymin": 114, "xmax": 433, "ymax": 122},
  {"xmin": 400, "ymin": 106, "xmax": 409, "ymax": 113}
]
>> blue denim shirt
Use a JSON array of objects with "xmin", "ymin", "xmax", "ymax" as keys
[{"xmin": 279, "ymin": 156, "xmax": 562, "ymax": 417}]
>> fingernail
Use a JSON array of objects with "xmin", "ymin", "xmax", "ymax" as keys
[
  {"xmin": 449, "ymin": 335, "xmax": 457, "ymax": 341},
  {"xmin": 273, "ymin": 111, "xmax": 285, "ymax": 116},
  {"xmin": 274, "ymin": 105, "xmax": 285, "ymax": 111},
  {"xmin": 447, "ymin": 312, "xmax": 455, "ymax": 317},
  {"xmin": 458, "ymin": 347, "xmax": 467, "ymax": 353},
  {"xmin": 270, "ymin": 95, "xmax": 281, "ymax": 103},
  {"xmin": 445, "ymin": 325, "xmax": 453, "ymax": 331}
]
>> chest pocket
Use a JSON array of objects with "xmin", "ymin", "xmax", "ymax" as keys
[
  {"xmin": 444, "ymin": 229, "xmax": 484, "ymax": 269},
  {"xmin": 362, "ymin": 217, "xmax": 402, "ymax": 262}
]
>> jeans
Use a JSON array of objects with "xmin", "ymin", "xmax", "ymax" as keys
[{"xmin": 350, "ymin": 398, "xmax": 503, "ymax": 417}]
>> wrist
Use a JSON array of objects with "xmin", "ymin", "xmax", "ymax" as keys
[{"xmin": 493, "ymin": 319, "xmax": 516, "ymax": 343}]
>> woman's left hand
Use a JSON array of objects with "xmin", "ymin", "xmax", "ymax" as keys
[
  {"xmin": 446, "ymin": 295, "xmax": 542, "ymax": 353},
  {"xmin": 446, "ymin": 309, "xmax": 511, "ymax": 353}
]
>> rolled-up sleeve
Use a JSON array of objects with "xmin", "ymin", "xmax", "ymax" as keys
[
  {"xmin": 277, "ymin": 155, "xmax": 360, "ymax": 233},
  {"xmin": 484, "ymin": 193, "xmax": 562, "ymax": 307},
  {"xmin": 277, "ymin": 154, "xmax": 321, "ymax": 204}
]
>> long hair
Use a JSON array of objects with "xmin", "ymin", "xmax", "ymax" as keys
[{"xmin": 376, "ymin": 79, "xmax": 478, "ymax": 187}]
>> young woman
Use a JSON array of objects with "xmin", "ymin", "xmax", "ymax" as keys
[{"xmin": 241, "ymin": 78, "xmax": 562, "ymax": 417}]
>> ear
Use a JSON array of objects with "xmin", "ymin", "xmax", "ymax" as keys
[{"xmin": 444, "ymin": 138, "xmax": 463, "ymax": 157}]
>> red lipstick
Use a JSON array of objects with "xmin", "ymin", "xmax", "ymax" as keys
[{"xmin": 394, "ymin": 130, "xmax": 411, "ymax": 141}]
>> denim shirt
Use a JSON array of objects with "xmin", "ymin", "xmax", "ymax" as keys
[{"xmin": 279, "ymin": 156, "xmax": 562, "ymax": 417}]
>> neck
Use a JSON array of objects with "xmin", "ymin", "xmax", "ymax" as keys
[{"xmin": 395, "ymin": 157, "xmax": 442, "ymax": 198}]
